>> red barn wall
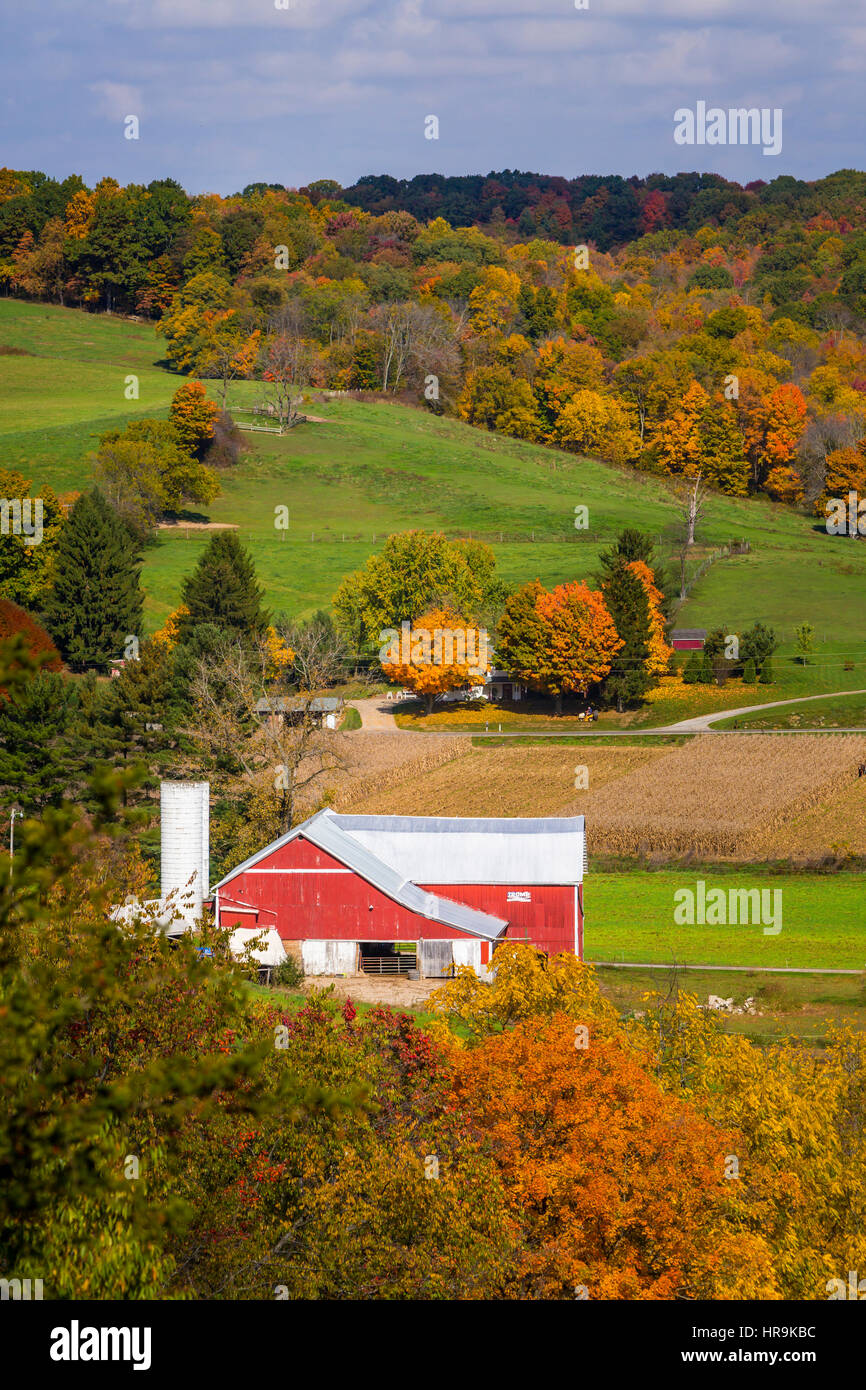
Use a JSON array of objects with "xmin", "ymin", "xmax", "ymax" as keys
[
  {"xmin": 217, "ymin": 834, "xmax": 582, "ymax": 958},
  {"xmin": 416, "ymin": 882, "xmax": 577, "ymax": 957},
  {"xmin": 218, "ymin": 837, "xmax": 472, "ymax": 943}
]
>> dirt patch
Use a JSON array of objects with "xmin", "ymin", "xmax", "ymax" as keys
[
  {"xmin": 302, "ymin": 973, "xmax": 442, "ymax": 1009},
  {"xmin": 157, "ymin": 521, "xmax": 239, "ymax": 531}
]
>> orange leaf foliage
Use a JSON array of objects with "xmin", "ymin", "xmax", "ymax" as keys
[
  {"xmin": 533, "ymin": 581, "xmax": 622, "ymax": 696},
  {"xmin": 453, "ymin": 1014, "xmax": 735, "ymax": 1299},
  {"xmin": 627, "ymin": 559, "xmax": 673, "ymax": 677}
]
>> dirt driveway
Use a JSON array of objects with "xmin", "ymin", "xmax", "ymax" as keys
[
  {"xmin": 350, "ymin": 696, "xmax": 415, "ymax": 732},
  {"xmin": 302, "ymin": 973, "xmax": 442, "ymax": 1009}
]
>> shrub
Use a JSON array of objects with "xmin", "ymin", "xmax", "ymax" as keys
[
  {"xmin": 758, "ymin": 660, "xmax": 773, "ymax": 684},
  {"xmin": 682, "ymin": 651, "xmax": 701, "ymax": 684},
  {"xmin": 272, "ymin": 956, "xmax": 305, "ymax": 990},
  {"xmin": 0, "ymin": 599, "xmax": 62, "ymax": 671},
  {"xmin": 743, "ymin": 657, "xmax": 757, "ymax": 683}
]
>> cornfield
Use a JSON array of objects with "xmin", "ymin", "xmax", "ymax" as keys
[
  {"xmin": 578, "ymin": 734, "xmax": 866, "ymax": 856},
  {"xmin": 343, "ymin": 734, "xmax": 866, "ymax": 859}
]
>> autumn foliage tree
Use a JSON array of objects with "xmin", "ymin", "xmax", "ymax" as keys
[
  {"xmin": 505, "ymin": 579, "xmax": 623, "ymax": 714},
  {"xmin": 452, "ymin": 1014, "xmax": 737, "ymax": 1299},
  {"xmin": 169, "ymin": 379, "xmax": 220, "ymax": 455},
  {"xmin": 497, "ymin": 578, "xmax": 623, "ymax": 713},
  {"xmin": 379, "ymin": 606, "xmax": 487, "ymax": 714}
]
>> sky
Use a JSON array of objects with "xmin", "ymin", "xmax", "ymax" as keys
[{"xmin": 0, "ymin": 0, "xmax": 863, "ymax": 194}]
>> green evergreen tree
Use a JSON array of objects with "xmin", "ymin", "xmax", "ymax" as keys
[
  {"xmin": 700, "ymin": 650, "xmax": 716, "ymax": 684},
  {"xmin": 44, "ymin": 490, "xmax": 143, "ymax": 673},
  {"xmin": 758, "ymin": 659, "xmax": 773, "ymax": 685},
  {"xmin": 682, "ymin": 651, "xmax": 702, "ymax": 684},
  {"xmin": 0, "ymin": 666, "xmax": 82, "ymax": 812},
  {"xmin": 180, "ymin": 531, "xmax": 268, "ymax": 641},
  {"xmin": 743, "ymin": 657, "xmax": 757, "ymax": 683},
  {"xmin": 596, "ymin": 528, "xmax": 675, "ymax": 618},
  {"xmin": 86, "ymin": 639, "xmax": 181, "ymax": 820},
  {"xmin": 599, "ymin": 564, "xmax": 653, "ymax": 711}
]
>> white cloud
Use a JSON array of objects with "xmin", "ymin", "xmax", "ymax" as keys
[{"xmin": 88, "ymin": 81, "xmax": 142, "ymax": 119}]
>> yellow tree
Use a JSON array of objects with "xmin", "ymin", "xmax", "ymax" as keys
[
  {"xmin": 628, "ymin": 559, "xmax": 673, "ymax": 676},
  {"xmin": 380, "ymin": 606, "xmax": 487, "ymax": 714},
  {"xmin": 555, "ymin": 389, "xmax": 641, "ymax": 466},
  {"xmin": 657, "ymin": 379, "xmax": 708, "ymax": 475}
]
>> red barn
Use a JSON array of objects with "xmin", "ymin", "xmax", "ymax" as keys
[
  {"xmin": 671, "ymin": 628, "xmax": 707, "ymax": 652},
  {"xmin": 212, "ymin": 810, "xmax": 586, "ymax": 977}
]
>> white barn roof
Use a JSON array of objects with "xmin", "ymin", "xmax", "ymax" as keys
[
  {"xmin": 335, "ymin": 814, "xmax": 586, "ymax": 885},
  {"xmin": 215, "ymin": 810, "xmax": 585, "ymax": 900}
]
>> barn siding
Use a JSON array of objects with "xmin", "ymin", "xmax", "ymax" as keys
[
  {"xmin": 418, "ymin": 882, "xmax": 576, "ymax": 958},
  {"xmin": 217, "ymin": 833, "xmax": 583, "ymax": 962},
  {"xmin": 222, "ymin": 837, "xmax": 486, "ymax": 944}
]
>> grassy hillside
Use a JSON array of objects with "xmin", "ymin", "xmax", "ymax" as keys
[{"xmin": 4, "ymin": 297, "xmax": 866, "ymax": 707}]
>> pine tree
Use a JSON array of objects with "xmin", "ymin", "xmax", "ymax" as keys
[
  {"xmin": 743, "ymin": 657, "xmax": 757, "ymax": 684},
  {"xmin": 45, "ymin": 490, "xmax": 143, "ymax": 673},
  {"xmin": 0, "ymin": 668, "xmax": 82, "ymax": 812},
  {"xmin": 682, "ymin": 652, "xmax": 701, "ymax": 684},
  {"xmin": 599, "ymin": 564, "xmax": 653, "ymax": 711},
  {"xmin": 180, "ymin": 530, "xmax": 268, "ymax": 641}
]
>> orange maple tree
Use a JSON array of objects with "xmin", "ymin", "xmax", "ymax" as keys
[
  {"xmin": 452, "ymin": 1014, "xmax": 736, "ymax": 1299},
  {"xmin": 533, "ymin": 581, "xmax": 622, "ymax": 712},
  {"xmin": 380, "ymin": 606, "xmax": 487, "ymax": 714}
]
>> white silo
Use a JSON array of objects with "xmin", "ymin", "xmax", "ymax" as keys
[{"xmin": 160, "ymin": 781, "xmax": 210, "ymax": 927}]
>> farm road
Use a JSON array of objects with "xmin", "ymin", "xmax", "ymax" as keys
[
  {"xmin": 349, "ymin": 689, "xmax": 866, "ymax": 737},
  {"xmin": 352, "ymin": 696, "xmax": 413, "ymax": 731},
  {"xmin": 662, "ymin": 688, "xmax": 866, "ymax": 732}
]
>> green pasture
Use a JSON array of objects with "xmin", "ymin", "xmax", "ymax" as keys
[
  {"xmin": 4, "ymin": 296, "xmax": 866, "ymax": 702},
  {"xmin": 587, "ymin": 871, "xmax": 866, "ymax": 970},
  {"xmin": 713, "ymin": 692, "xmax": 866, "ymax": 730},
  {"xmin": 594, "ymin": 965, "xmax": 866, "ymax": 1044}
]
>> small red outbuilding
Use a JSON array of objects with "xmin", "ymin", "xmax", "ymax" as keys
[{"xmin": 212, "ymin": 810, "xmax": 586, "ymax": 977}]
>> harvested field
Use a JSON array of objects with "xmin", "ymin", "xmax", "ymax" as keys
[
  {"xmin": 298, "ymin": 731, "xmax": 467, "ymax": 816},
  {"xmin": 345, "ymin": 734, "xmax": 866, "ymax": 860},
  {"xmin": 348, "ymin": 744, "xmax": 666, "ymax": 817},
  {"xmin": 753, "ymin": 776, "xmax": 866, "ymax": 859},
  {"xmin": 583, "ymin": 734, "xmax": 866, "ymax": 857}
]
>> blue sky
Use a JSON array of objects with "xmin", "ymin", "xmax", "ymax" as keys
[{"xmin": 1, "ymin": 0, "xmax": 862, "ymax": 193}]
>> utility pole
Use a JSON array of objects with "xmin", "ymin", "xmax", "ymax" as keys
[{"xmin": 9, "ymin": 806, "xmax": 21, "ymax": 881}]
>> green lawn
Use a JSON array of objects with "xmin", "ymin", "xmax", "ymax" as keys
[
  {"xmin": 713, "ymin": 692, "xmax": 866, "ymax": 730},
  {"xmin": 6, "ymin": 295, "xmax": 866, "ymax": 706},
  {"xmin": 594, "ymin": 965, "xmax": 866, "ymax": 1044},
  {"xmin": 587, "ymin": 871, "xmax": 866, "ymax": 969}
]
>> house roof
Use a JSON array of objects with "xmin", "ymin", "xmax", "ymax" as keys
[
  {"xmin": 212, "ymin": 809, "xmax": 512, "ymax": 941},
  {"xmin": 671, "ymin": 629, "xmax": 707, "ymax": 639},
  {"xmin": 254, "ymin": 696, "xmax": 343, "ymax": 714}
]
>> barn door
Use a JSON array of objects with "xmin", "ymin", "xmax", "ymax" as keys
[
  {"xmin": 452, "ymin": 939, "xmax": 482, "ymax": 973},
  {"xmin": 419, "ymin": 940, "xmax": 454, "ymax": 978}
]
